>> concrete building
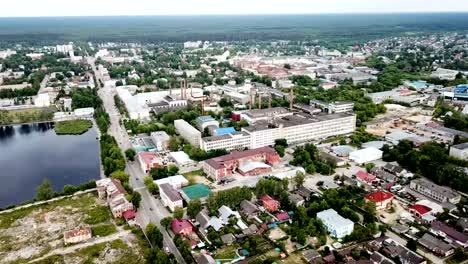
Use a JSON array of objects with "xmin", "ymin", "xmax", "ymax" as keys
[
  {"xmin": 203, "ymin": 147, "xmax": 281, "ymax": 181},
  {"xmin": 195, "ymin": 116, "xmax": 219, "ymax": 131},
  {"xmin": 410, "ymin": 179, "xmax": 461, "ymax": 204},
  {"xmin": 242, "ymin": 112, "xmax": 356, "ymax": 149},
  {"xmin": 96, "ymin": 178, "xmax": 134, "ymax": 218},
  {"xmin": 310, "ymin": 100, "xmax": 354, "ymax": 114},
  {"xmin": 240, "ymin": 107, "xmax": 293, "ymax": 124},
  {"xmin": 317, "ymin": 209, "xmax": 354, "ymax": 239},
  {"xmin": 449, "ymin": 142, "xmax": 468, "ymax": 160},
  {"xmin": 154, "ymin": 175, "xmax": 189, "ymax": 189},
  {"xmin": 349, "ymin": 147, "xmax": 383, "ymax": 164},
  {"xmin": 174, "ymin": 119, "xmax": 202, "ymax": 147},
  {"xmin": 138, "ymin": 152, "xmax": 164, "ymax": 173},
  {"xmin": 159, "ymin": 183, "xmax": 183, "ymax": 212},
  {"xmin": 201, "ymin": 131, "xmax": 251, "ymax": 152},
  {"xmin": 34, "ymin": 93, "xmax": 51, "ymax": 107},
  {"xmin": 150, "ymin": 131, "xmax": 170, "ymax": 151}
]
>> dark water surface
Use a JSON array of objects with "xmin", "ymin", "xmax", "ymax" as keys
[{"xmin": 0, "ymin": 123, "xmax": 100, "ymax": 208}]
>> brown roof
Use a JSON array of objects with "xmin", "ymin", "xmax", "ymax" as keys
[{"xmin": 204, "ymin": 147, "xmax": 278, "ymax": 170}]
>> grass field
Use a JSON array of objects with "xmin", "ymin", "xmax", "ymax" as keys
[
  {"xmin": 54, "ymin": 119, "xmax": 93, "ymax": 135},
  {"xmin": 0, "ymin": 107, "xmax": 55, "ymax": 125}
]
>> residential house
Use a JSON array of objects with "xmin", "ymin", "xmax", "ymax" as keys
[
  {"xmin": 289, "ymin": 193, "xmax": 305, "ymax": 206},
  {"xmin": 218, "ymin": 205, "xmax": 240, "ymax": 224},
  {"xmin": 195, "ymin": 211, "xmax": 223, "ymax": 231},
  {"xmin": 195, "ymin": 253, "xmax": 216, "ymax": 264},
  {"xmin": 172, "ymin": 219, "xmax": 194, "ymax": 237},
  {"xmin": 240, "ymin": 200, "xmax": 259, "ymax": 216},
  {"xmin": 430, "ymin": 221, "xmax": 468, "ymax": 247},
  {"xmin": 418, "ymin": 233, "xmax": 454, "ymax": 257},
  {"xmin": 296, "ymin": 186, "xmax": 314, "ymax": 200},
  {"xmin": 261, "ymin": 195, "xmax": 280, "ymax": 212},
  {"xmin": 380, "ymin": 238, "xmax": 426, "ymax": 264},
  {"xmin": 365, "ymin": 191, "xmax": 394, "ymax": 210},
  {"xmin": 64, "ymin": 227, "xmax": 92, "ymax": 244},
  {"xmin": 159, "ymin": 183, "xmax": 183, "ymax": 212},
  {"xmin": 275, "ymin": 212, "xmax": 290, "ymax": 222},
  {"xmin": 355, "ymin": 170, "xmax": 377, "ymax": 185},
  {"xmin": 302, "ymin": 249, "xmax": 322, "ymax": 263},
  {"xmin": 221, "ymin": 233, "xmax": 236, "ymax": 245},
  {"xmin": 382, "ymin": 163, "xmax": 406, "ymax": 177}
]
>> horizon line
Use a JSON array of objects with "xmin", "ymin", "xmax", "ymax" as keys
[{"xmin": 0, "ymin": 11, "xmax": 467, "ymax": 18}]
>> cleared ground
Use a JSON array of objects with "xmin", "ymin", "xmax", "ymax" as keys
[{"xmin": 0, "ymin": 193, "xmax": 145, "ymax": 264}]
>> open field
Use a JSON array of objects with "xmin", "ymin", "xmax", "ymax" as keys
[
  {"xmin": 0, "ymin": 107, "xmax": 54, "ymax": 125},
  {"xmin": 0, "ymin": 193, "xmax": 145, "ymax": 264}
]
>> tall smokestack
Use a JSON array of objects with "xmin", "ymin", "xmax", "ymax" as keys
[
  {"xmin": 268, "ymin": 93, "xmax": 272, "ymax": 109},
  {"xmin": 290, "ymin": 87, "xmax": 294, "ymax": 111},
  {"xmin": 258, "ymin": 93, "xmax": 262, "ymax": 109}
]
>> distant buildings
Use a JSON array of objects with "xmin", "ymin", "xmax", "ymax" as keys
[
  {"xmin": 310, "ymin": 100, "xmax": 354, "ymax": 114},
  {"xmin": 431, "ymin": 68, "xmax": 459, "ymax": 80},
  {"xmin": 195, "ymin": 116, "xmax": 219, "ymax": 131},
  {"xmin": 410, "ymin": 179, "xmax": 461, "ymax": 204},
  {"xmin": 317, "ymin": 209, "xmax": 354, "ymax": 239},
  {"xmin": 203, "ymin": 147, "xmax": 281, "ymax": 181}
]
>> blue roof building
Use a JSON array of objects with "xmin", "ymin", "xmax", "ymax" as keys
[{"xmin": 214, "ymin": 127, "xmax": 236, "ymax": 136}]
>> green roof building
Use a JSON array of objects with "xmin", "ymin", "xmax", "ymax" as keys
[{"xmin": 180, "ymin": 184, "xmax": 212, "ymax": 202}]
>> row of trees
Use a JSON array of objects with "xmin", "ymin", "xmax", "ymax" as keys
[{"xmin": 290, "ymin": 144, "xmax": 336, "ymax": 175}]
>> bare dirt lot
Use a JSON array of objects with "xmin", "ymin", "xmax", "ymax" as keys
[{"xmin": 0, "ymin": 193, "xmax": 145, "ymax": 264}]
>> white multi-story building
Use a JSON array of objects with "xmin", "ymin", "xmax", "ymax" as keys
[
  {"xmin": 201, "ymin": 131, "xmax": 251, "ymax": 152},
  {"xmin": 410, "ymin": 179, "xmax": 461, "ymax": 204},
  {"xmin": 56, "ymin": 43, "xmax": 74, "ymax": 54},
  {"xmin": 184, "ymin": 41, "xmax": 202, "ymax": 49},
  {"xmin": 159, "ymin": 183, "xmax": 183, "ymax": 212},
  {"xmin": 450, "ymin": 143, "xmax": 468, "ymax": 160},
  {"xmin": 317, "ymin": 209, "xmax": 354, "ymax": 239},
  {"xmin": 151, "ymin": 131, "xmax": 171, "ymax": 151},
  {"xmin": 328, "ymin": 102, "xmax": 354, "ymax": 113},
  {"xmin": 174, "ymin": 119, "xmax": 201, "ymax": 147},
  {"xmin": 242, "ymin": 112, "xmax": 356, "ymax": 149}
]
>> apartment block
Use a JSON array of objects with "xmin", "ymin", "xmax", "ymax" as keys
[{"xmin": 410, "ymin": 179, "xmax": 461, "ymax": 204}]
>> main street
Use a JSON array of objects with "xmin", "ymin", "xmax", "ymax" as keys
[{"xmin": 88, "ymin": 57, "xmax": 186, "ymax": 263}]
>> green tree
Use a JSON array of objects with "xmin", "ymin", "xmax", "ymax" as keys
[
  {"xmin": 125, "ymin": 148, "xmax": 136, "ymax": 161},
  {"xmin": 110, "ymin": 170, "xmax": 129, "ymax": 183},
  {"xmin": 186, "ymin": 199, "xmax": 202, "ymax": 219},
  {"xmin": 127, "ymin": 192, "xmax": 142, "ymax": 208},
  {"xmin": 167, "ymin": 165, "xmax": 179, "ymax": 176},
  {"xmin": 173, "ymin": 207, "xmax": 184, "ymax": 219},
  {"xmin": 36, "ymin": 179, "xmax": 54, "ymax": 201},
  {"xmin": 146, "ymin": 223, "xmax": 164, "ymax": 248},
  {"xmin": 62, "ymin": 184, "xmax": 78, "ymax": 195},
  {"xmin": 293, "ymin": 171, "xmax": 306, "ymax": 189},
  {"xmin": 144, "ymin": 176, "xmax": 159, "ymax": 195},
  {"xmin": 161, "ymin": 216, "xmax": 173, "ymax": 230},
  {"xmin": 406, "ymin": 239, "xmax": 418, "ymax": 251}
]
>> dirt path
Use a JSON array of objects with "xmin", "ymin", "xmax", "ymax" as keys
[{"xmin": 29, "ymin": 230, "xmax": 131, "ymax": 263}]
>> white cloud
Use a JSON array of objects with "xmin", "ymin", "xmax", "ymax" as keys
[{"xmin": 1, "ymin": 0, "xmax": 468, "ymax": 17}]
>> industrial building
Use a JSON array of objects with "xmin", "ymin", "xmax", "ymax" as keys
[
  {"xmin": 410, "ymin": 179, "xmax": 461, "ymax": 204},
  {"xmin": 349, "ymin": 147, "xmax": 383, "ymax": 164},
  {"xmin": 449, "ymin": 142, "xmax": 468, "ymax": 160},
  {"xmin": 174, "ymin": 119, "xmax": 201, "ymax": 147},
  {"xmin": 195, "ymin": 116, "xmax": 219, "ymax": 131},
  {"xmin": 201, "ymin": 131, "xmax": 251, "ymax": 152},
  {"xmin": 316, "ymin": 209, "xmax": 354, "ymax": 239},
  {"xmin": 242, "ymin": 112, "xmax": 356, "ymax": 149}
]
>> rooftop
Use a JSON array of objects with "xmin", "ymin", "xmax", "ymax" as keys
[
  {"xmin": 204, "ymin": 146, "xmax": 279, "ymax": 170},
  {"xmin": 411, "ymin": 179, "xmax": 459, "ymax": 200},
  {"xmin": 365, "ymin": 191, "xmax": 394, "ymax": 203},
  {"xmin": 181, "ymin": 184, "xmax": 211, "ymax": 200},
  {"xmin": 317, "ymin": 208, "xmax": 354, "ymax": 227},
  {"xmin": 160, "ymin": 183, "xmax": 182, "ymax": 202}
]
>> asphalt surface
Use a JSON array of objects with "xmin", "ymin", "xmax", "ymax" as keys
[{"xmin": 88, "ymin": 57, "xmax": 186, "ymax": 263}]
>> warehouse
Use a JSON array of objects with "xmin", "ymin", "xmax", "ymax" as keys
[{"xmin": 349, "ymin": 147, "xmax": 383, "ymax": 164}]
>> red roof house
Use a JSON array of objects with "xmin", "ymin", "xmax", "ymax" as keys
[
  {"xmin": 122, "ymin": 209, "xmax": 136, "ymax": 221},
  {"xmin": 138, "ymin": 151, "xmax": 164, "ymax": 173},
  {"xmin": 355, "ymin": 170, "xmax": 377, "ymax": 184},
  {"xmin": 409, "ymin": 204, "xmax": 432, "ymax": 218},
  {"xmin": 171, "ymin": 219, "xmax": 194, "ymax": 236},
  {"xmin": 261, "ymin": 195, "xmax": 280, "ymax": 212},
  {"xmin": 275, "ymin": 212, "xmax": 290, "ymax": 222},
  {"xmin": 365, "ymin": 191, "xmax": 394, "ymax": 210}
]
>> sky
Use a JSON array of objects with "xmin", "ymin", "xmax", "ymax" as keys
[{"xmin": 1, "ymin": 0, "xmax": 468, "ymax": 17}]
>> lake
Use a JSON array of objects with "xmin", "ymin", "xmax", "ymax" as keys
[{"xmin": 0, "ymin": 122, "xmax": 100, "ymax": 208}]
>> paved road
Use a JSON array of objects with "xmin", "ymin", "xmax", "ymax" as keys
[{"xmin": 88, "ymin": 57, "xmax": 186, "ymax": 263}]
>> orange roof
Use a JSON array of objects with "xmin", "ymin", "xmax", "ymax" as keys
[{"xmin": 365, "ymin": 191, "xmax": 394, "ymax": 203}]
